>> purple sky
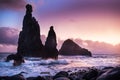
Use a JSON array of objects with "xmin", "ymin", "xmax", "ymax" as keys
[{"xmin": 0, "ymin": 0, "xmax": 120, "ymax": 53}]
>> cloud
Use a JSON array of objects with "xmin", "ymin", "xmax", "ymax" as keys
[
  {"xmin": 0, "ymin": 27, "xmax": 19, "ymax": 45},
  {"xmin": 38, "ymin": 0, "xmax": 120, "ymax": 19},
  {"xmin": 0, "ymin": 27, "xmax": 119, "ymax": 54},
  {"xmin": 74, "ymin": 39, "xmax": 120, "ymax": 54},
  {"xmin": 0, "ymin": 27, "xmax": 47, "ymax": 52},
  {"xmin": 58, "ymin": 38, "xmax": 120, "ymax": 54},
  {"xmin": 0, "ymin": 44, "xmax": 17, "ymax": 52},
  {"xmin": 0, "ymin": 0, "xmax": 26, "ymax": 10}
]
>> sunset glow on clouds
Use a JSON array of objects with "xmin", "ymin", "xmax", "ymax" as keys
[{"xmin": 0, "ymin": 0, "xmax": 120, "ymax": 53}]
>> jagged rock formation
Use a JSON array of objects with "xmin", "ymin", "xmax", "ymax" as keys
[
  {"xmin": 59, "ymin": 39, "xmax": 92, "ymax": 56},
  {"xmin": 5, "ymin": 54, "xmax": 25, "ymax": 66},
  {"xmin": 44, "ymin": 26, "xmax": 59, "ymax": 59},
  {"xmin": 17, "ymin": 4, "xmax": 44, "ymax": 57}
]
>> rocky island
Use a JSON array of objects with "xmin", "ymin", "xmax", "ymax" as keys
[{"xmin": 59, "ymin": 39, "xmax": 92, "ymax": 56}]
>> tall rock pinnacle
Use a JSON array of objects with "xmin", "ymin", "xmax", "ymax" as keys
[
  {"xmin": 44, "ymin": 26, "xmax": 59, "ymax": 59},
  {"xmin": 17, "ymin": 4, "xmax": 44, "ymax": 57}
]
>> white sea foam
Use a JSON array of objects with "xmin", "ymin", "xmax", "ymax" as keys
[{"xmin": 0, "ymin": 54, "xmax": 120, "ymax": 78}]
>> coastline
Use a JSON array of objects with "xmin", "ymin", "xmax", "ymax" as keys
[{"xmin": 0, "ymin": 66, "xmax": 120, "ymax": 80}]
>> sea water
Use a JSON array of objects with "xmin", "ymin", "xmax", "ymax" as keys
[{"xmin": 0, "ymin": 53, "xmax": 120, "ymax": 78}]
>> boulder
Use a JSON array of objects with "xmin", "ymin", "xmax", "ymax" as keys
[
  {"xmin": 44, "ymin": 26, "xmax": 59, "ymax": 59},
  {"xmin": 33, "ymin": 76, "xmax": 45, "ymax": 80},
  {"xmin": 17, "ymin": 4, "xmax": 44, "ymax": 57},
  {"xmin": 83, "ymin": 69, "xmax": 98, "ymax": 80},
  {"xmin": 97, "ymin": 67, "xmax": 120, "ymax": 80},
  {"xmin": 53, "ymin": 71, "xmax": 69, "ymax": 80},
  {"xmin": 0, "ymin": 74, "xmax": 25, "ymax": 80},
  {"xmin": 59, "ymin": 39, "xmax": 92, "ymax": 56},
  {"xmin": 54, "ymin": 77, "xmax": 70, "ymax": 80}
]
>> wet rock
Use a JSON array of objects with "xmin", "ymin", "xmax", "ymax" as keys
[
  {"xmin": 44, "ymin": 26, "xmax": 58, "ymax": 59},
  {"xmin": 102, "ymin": 67, "xmax": 114, "ymax": 70},
  {"xmin": 17, "ymin": 4, "xmax": 44, "ymax": 57},
  {"xmin": 69, "ymin": 71, "xmax": 87, "ymax": 80},
  {"xmin": 6, "ymin": 54, "xmax": 24, "ymax": 66},
  {"xmin": 33, "ymin": 76, "xmax": 45, "ymax": 80},
  {"xmin": 54, "ymin": 77, "xmax": 70, "ymax": 80},
  {"xmin": 53, "ymin": 71, "xmax": 69, "ymax": 79},
  {"xmin": 59, "ymin": 39, "xmax": 92, "ymax": 56},
  {"xmin": 97, "ymin": 67, "xmax": 120, "ymax": 80},
  {"xmin": 0, "ymin": 74, "xmax": 25, "ymax": 80},
  {"xmin": 6, "ymin": 54, "xmax": 15, "ymax": 62},
  {"xmin": 83, "ymin": 68, "xmax": 98, "ymax": 80}
]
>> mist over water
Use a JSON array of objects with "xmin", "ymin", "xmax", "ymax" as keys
[{"xmin": 0, "ymin": 53, "xmax": 120, "ymax": 78}]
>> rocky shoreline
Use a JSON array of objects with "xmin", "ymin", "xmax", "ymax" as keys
[{"xmin": 0, "ymin": 66, "xmax": 120, "ymax": 80}]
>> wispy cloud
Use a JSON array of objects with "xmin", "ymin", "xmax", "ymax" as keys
[
  {"xmin": 0, "ymin": 27, "xmax": 119, "ymax": 54},
  {"xmin": 58, "ymin": 38, "xmax": 120, "ymax": 54},
  {"xmin": 0, "ymin": 0, "xmax": 26, "ymax": 10},
  {"xmin": 0, "ymin": 27, "xmax": 19, "ymax": 45}
]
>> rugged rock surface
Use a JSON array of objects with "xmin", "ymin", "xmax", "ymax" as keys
[
  {"xmin": 1, "ymin": 67, "xmax": 120, "ymax": 80},
  {"xmin": 97, "ymin": 67, "xmax": 120, "ymax": 80},
  {"xmin": 6, "ymin": 54, "xmax": 25, "ymax": 66},
  {"xmin": 59, "ymin": 39, "xmax": 92, "ymax": 56},
  {"xmin": 17, "ymin": 4, "xmax": 44, "ymax": 57},
  {"xmin": 44, "ymin": 26, "xmax": 59, "ymax": 59}
]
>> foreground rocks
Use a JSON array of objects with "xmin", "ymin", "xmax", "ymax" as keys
[
  {"xmin": 59, "ymin": 39, "xmax": 92, "ymax": 56},
  {"xmin": 1, "ymin": 67, "xmax": 120, "ymax": 80},
  {"xmin": 97, "ymin": 67, "xmax": 120, "ymax": 80}
]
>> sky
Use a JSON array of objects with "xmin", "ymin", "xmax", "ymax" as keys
[{"xmin": 0, "ymin": 0, "xmax": 120, "ymax": 53}]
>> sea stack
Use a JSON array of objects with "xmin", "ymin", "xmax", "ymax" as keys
[
  {"xmin": 17, "ymin": 4, "xmax": 44, "ymax": 57},
  {"xmin": 59, "ymin": 39, "xmax": 92, "ymax": 56},
  {"xmin": 44, "ymin": 26, "xmax": 59, "ymax": 59}
]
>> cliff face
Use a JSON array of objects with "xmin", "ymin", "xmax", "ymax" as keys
[
  {"xmin": 17, "ymin": 4, "xmax": 44, "ymax": 57},
  {"xmin": 44, "ymin": 26, "xmax": 59, "ymax": 59},
  {"xmin": 59, "ymin": 39, "xmax": 92, "ymax": 56}
]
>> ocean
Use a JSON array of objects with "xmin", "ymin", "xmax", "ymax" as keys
[{"xmin": 0, "ymin": 53, "xmax": 120, "ymax": 78}]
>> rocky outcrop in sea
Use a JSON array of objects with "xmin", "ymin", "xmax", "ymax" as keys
[
  {"xmin": 17, "ymin": 4, "xmax": 44, "ymax": 57},
  {"xmin": 44, "ymin": 26, "xmax": 59, "ymax": 59},
  {"xmin": 17, "ymin": 4, "xmax": 59, "ymax": 59},
  {"xmin": 59, "ymin": 39, "xmax": 92, "ymax": 56}
]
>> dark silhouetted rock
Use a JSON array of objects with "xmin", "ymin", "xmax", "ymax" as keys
[
  {"xmin": 83, "ymin": 69, "xmax": 98, "ymax": 80},
  {"xmin": 17, "ymin": 4, "xmax": 44, "ymax": 57},
  {"xmin": 44, "ymin": 26, "xmax": 58, "ymax": 59},
  {"xmin": 6, "ymin": 54, "xmax": 15, "ymax": 62},
  {"xmin": 53, "ymin": 71, "xmax": 69, "ymax": 79},
  {"xmin": 0, "ymin": 73, "xmax": 25, "ymax": 80},
  {"xmin": 33, "ymin": 76, "xmax": 45, "ymax": 80},
  {"xmin": 53, "ymin": 71, "xmax": 70, "ymax": 80},
  {"xmin": 6, "ymin": 54, "xmax": 24, "ymax": 66},
  {"xmin": 59, "ymin": 39, "xmax": 92, "ymax": 56},
  {"xmin": 54, "ymin": 77, "xmax": 70, "ymax": 80},
  {"xmin": 97, "ymin": 67, "xmax": 120, "ymax": 80}
]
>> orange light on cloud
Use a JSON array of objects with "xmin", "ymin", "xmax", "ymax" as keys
[{"xmin": 41, "ymin": 11, "xmax": 120, "ymax": 45}]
